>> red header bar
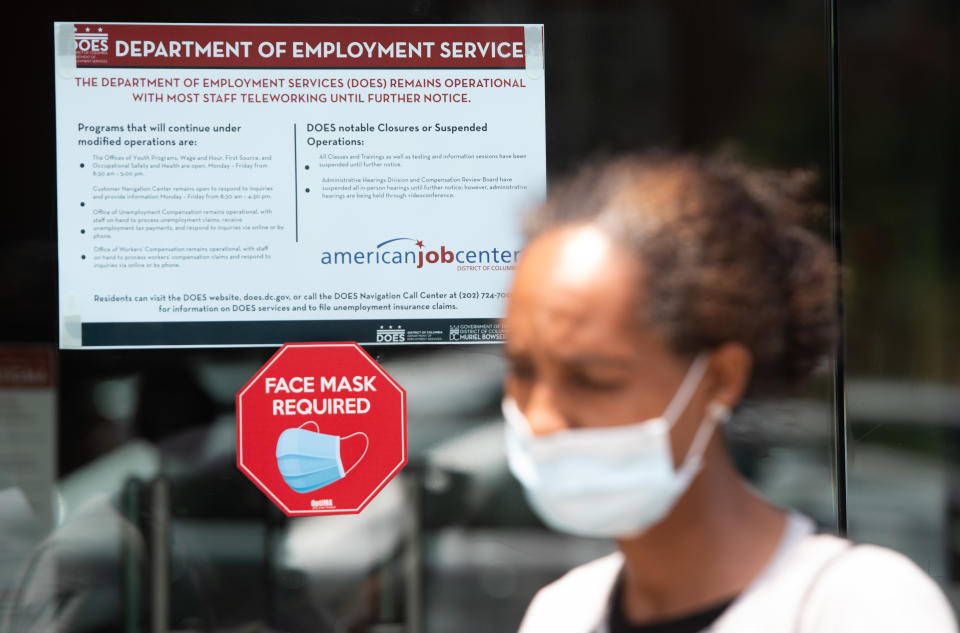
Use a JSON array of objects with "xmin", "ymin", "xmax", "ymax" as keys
[{"xmin": 71, "ymin": 24, "xmax": 529, "ymax": 69}]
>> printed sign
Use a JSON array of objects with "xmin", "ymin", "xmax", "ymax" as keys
[
  {"xmin": 54, "ymin": 23, "xmax": 546, "ymax": 348},
  {"xmin": 235, "ymin": 342, "xmax": 406, "ymax": 515}
]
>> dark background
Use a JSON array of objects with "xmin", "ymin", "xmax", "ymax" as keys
[{"xmin": 3, "ymin": 0, "xmax": 957, "ymax": 630}]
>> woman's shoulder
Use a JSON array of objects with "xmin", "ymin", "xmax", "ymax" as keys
[
  {"xmin": 799, "ymin": 536, "xmax": 957, "ymax": 631},
  {"xmin": 516, "ymin": 529, "xmax": 958, "ymax": 633},
  {"xmin": 719, "ymin": 531, "xmax": 957, "ymax": 633},
  {"xmin": 787, "ymin": 532, "xmax": 949, "ymax": 600},
  {"xmin": 517, "ymin": 551, "xmax": 623, "ymax": 633}
]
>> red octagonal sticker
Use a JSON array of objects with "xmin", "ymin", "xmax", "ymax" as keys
[{"xmin": 236, "ymin": 342, "xmax": 407, "ymax": 516}]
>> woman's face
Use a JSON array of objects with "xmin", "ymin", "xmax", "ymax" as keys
[{"xmin": 503, "ymin": 224, "xmax": 713, "ymax": 459}]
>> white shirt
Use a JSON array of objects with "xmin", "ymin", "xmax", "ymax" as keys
[{"xmin": 517, "ymin": 514, "xmax": 957, "ymax": 633}]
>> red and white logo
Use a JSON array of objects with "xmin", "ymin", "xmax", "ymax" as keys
[
  {"xmin": 236, "ymin": 342, "xmax": 407, "ymax": 515},
  {"xmin": 74, "ymin": 25, "xmax": 109, "ymax": 64}
]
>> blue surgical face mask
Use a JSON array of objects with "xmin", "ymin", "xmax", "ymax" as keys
[
  {"xmin": 276, "ymin": 422, "xmax": 368, "ymax": 494},
  {"xmin": 503, "ymin": 353, "xmax": 730, "ymax": 539}
]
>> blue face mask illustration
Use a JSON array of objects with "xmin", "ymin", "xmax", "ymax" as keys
[{"xmin": 275, "ymin": 422, "xmax": 369, "ymax": 494}]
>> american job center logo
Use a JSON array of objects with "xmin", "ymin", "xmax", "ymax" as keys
[{"xmin": 319, "ymin": 237, "xmax": 518, "ymax": 271}]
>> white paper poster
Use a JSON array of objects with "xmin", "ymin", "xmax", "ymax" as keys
[{"xmin": 55, "ymin": 23, "xmax": 545, "ymax": 348}]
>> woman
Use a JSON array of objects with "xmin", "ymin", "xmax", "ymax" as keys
[{"xmin": 501, "ymin": 153, "xmax": 956, "ymax": 633}]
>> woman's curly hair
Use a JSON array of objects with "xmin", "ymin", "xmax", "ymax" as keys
[{"xmin": 525, "ymin": 151, "xmax": 838, "ymax": 394}]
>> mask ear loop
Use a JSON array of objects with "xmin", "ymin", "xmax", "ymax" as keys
[
  {"xmin": 340, "ymin": 432, "xmax": 369, "ymax": 476},
  {"xmin": 501, "ymin": 397, "xmax": 533, "ymax": 437},
  {"xmin": 299, "ymin": 421, "xmax": 321, "ymax": 433},
  {"xmin": 675, "ymin": 401, "xmax": 732, "ymax": 484},
  {"xmin": 662, "ymin": 353, "xmax": 711, "ymax": 428}
]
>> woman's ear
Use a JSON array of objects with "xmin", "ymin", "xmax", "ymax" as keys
[{"xmin": 707, "ymin": 342, "xmax": 753, "ymax": 411}]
